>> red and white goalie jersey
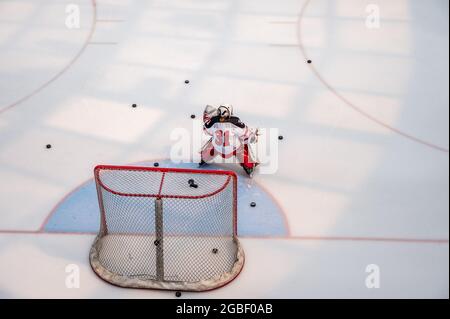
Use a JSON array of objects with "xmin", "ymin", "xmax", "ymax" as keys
[{"xmin": 200, "ymin": 105, "xmax": 258, "ymax": 176}]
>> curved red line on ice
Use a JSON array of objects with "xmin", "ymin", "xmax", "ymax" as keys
[
  {"xmin": 0, "ymin": 0, "xmax": 97, "ymax": 115},
  {"xmin": 297, "ymin": 0, "xmax": 448, "ymax": 153}
]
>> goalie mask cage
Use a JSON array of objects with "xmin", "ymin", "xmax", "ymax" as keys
[{"xmin": 90, "ymin": 165, "xmax": 245, "ymax": 292}]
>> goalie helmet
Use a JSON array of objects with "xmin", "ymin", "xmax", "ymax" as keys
[{"xmin": 218, "ymin": 104, "xmax": 233, "ymax": 119}]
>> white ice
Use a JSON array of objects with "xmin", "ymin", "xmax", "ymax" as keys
[{"xmin": 0, "ymin": 0, "xmax": 448, "ymax": 298}]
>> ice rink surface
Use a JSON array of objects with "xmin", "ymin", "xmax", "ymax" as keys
[{"xmin": 0, "ymin": 0, "xmax": 448, "ymax": 298}]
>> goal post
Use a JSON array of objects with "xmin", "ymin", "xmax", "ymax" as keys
[{"xmin": 89, "ymin": 165, "xmax": 244, "ymax": 292}]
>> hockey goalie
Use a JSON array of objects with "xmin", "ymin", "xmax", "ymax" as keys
[{"xmin": 199, "ymin": 104, "xmax": 259, "ymax": 177}]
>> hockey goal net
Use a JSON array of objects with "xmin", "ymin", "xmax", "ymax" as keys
[{"xmin": 90, "ymin": 165, "xmax": 244, "ymax": 292}]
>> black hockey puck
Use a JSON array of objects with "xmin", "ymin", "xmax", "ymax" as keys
[
  {"xmin": 185, "ymin": 80, "xmax": 190, "ymax": 84},
  {"xmin": 175, "ymin": 291, "xmax": 182, "ymax": 298},
  {"xmin": 278, "ymin": 135, "xmax": 284, "ymax": 140},
  {"xmin": 190, "ymin": 114, "xmax": 196, "ymax": 119},
  {"xmin": 307, "ymin": 60, "xmax": 312, "ymax": 64},
  {"xmin": 188, "ymin": 179, "xmax": 195, "ymax": 185},
  {"xmin": 132, "ymin": 103, "xmax": 137, "ymax": 108},
  {"xmin": 153, "ymin": 162, "xmax": 159, "ymax": 167},
  {"xmin": 46, "ymin": 144, "xmax": 52, "ymax": 149},
  {"xmin": 212, "ymin": 248, "xmax": 218, "ymax": 254},
  {"xmin": 190, "ymin": 183, "xmax": 198, "ymax": 189},
  {"xmin": 250, "ymin": 202, "xmax": 256, "ymax": 207}
]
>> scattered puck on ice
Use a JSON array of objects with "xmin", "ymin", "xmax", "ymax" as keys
[
  {"xmin": 154, "ymin": 240, "xmax": 160, "ymax": 246},
  {"xmin": 188, "ymin": 179, "xmax": 195, "ymax": 185},
  {"xmin": 307, "ymin": 60, "xmax": 312, "ymax": 64},
  {"xmin": 190, "ymin": 114, "xmax": 196, "ymax": 119},
  {"xmin": 185, "ymin": 80, "xmax": 190, "ymax": 84},
  {"xmin": 278, "ymin": 135, "xmax": 284, "ymax": 140},
  {"xmin": 250, "ymin": 202, "xmax": 256, "ymax": 207},
  {"xmin": 212, "ymin": 248, "xmax": 218, "ymax": 254},
  {"xmin": 153, "ymin": 162, "xmax": 159, "ymax": 167},
  {"xmin": 175, "ymin": 291, "xmax": 182, "ymax": 298},
  {"xmin": 131, "ymin": 104, "xmax": 137, "ymax": 108},
  {"xmin": 46, "ymin": 144, "xmax": 52, "ymax": 149}
]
